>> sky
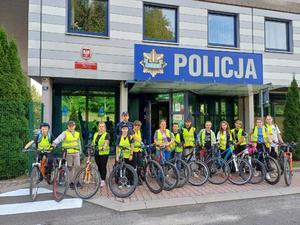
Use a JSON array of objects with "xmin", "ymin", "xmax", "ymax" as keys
[{"xmin": 31, "ymin": 78, "xmax": 42, "ymax": 94}]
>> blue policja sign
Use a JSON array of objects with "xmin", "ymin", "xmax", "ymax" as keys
[{"xmin": 134, "ymin": 44, "xmax": 263, "ymax": 85}]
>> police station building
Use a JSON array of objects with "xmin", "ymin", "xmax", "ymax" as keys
[{"xmin": 24, "ymin": 0, "xmax": 300, "ymax": 143}]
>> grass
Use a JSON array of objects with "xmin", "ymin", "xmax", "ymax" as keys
[{"xmin": 293, "ymin": 161, "xmax": 300, "ymax": 168}]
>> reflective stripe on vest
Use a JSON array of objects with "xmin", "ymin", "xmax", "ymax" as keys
[
  {"xmin": 38, "ymin": 135, "xmax": 52, "ymax": 151},
  {"xmin": 119, "ymin": 136, "xmax": 131, "ymax": 159},
  {"xmin": 156, "ymin": 129, "xmax": 171, "ymax": 145},
  {"xmin": 62, "ymin": 130, "xmax": 80, "ymax": 154},
  {"xmin": 93, "ymin": 132, "xmax": 110, "ymax": 155},
  {"xmin": 200, "ymin": 129, "xmax": 216, "ymax": 147},
  {"xmin": 183, "ymin": 127, "xmax": 196, "ymax": 147},
  {"xmin": 252, "ymin": 126, "xmax": 270, "ymax": 148},
  {"xmin": 231, "ymin": 128, "xmax": 247, "ymax": 145},
  {"xmin": 219, "ymin": 131, "xmax": 232, "ymax": 151},
  {"xmin": 133, "ymin": 131, "xmax": 142, "ymax": 153}
]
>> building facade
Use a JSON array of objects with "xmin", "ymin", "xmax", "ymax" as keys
[{"xmin": 27, "ymin": 0, "xmax": 300, "ymax": 144}]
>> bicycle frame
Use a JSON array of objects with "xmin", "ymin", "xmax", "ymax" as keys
[{"xmin": 217, "ymin": 146, "xmax": 239, "ymax": 172}]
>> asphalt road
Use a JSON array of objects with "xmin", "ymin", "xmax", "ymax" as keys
[{"xmin": 1, "ymin": 194, "xmax": 300, "ymax": 225}]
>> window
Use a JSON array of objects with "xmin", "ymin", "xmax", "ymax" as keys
[
  {"xmin": 68, "ymin": 0, "xmax": 108, "ymax": 36},
  {"xmin": 144, "ymin": 4, "xmax": 178, "ymax": 43},
  {"xmin": 265, "ymin": 19, "xmax": 291, "ymax": 52},
  {"xmin": 208, "ymin": 13, "xmax": 238, "ymax": 47}
]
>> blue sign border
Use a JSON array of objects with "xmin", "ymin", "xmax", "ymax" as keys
[{"xmin": 134, "ymin": 44, "xmax": 263, "ymax": 85}]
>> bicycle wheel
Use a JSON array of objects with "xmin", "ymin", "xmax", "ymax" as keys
[
  {"xmin": 283, "ymin": 157, "xmax": 292, "ymax": 186},
  {"xmin": 108, "ymin": 163, "xmax": 138, "ymax": 198},
  {"xmin": 144, "ymin": 160, "xmax": 164, "ymax": 194},
  {"xmin": 163, "ymin": 161, "xmax": 179, "ymax": 191},
  {"xmin": 207, "ymin": 157, "xmax": 229, "ymax": 185},
  {"xmin": 188, "ymin": 161, "xmax": 209, "ymax": 186},
  {"xmin": 265, "ymin": 156, "xmax": 281, "ymax": 185},
  {"xmin": 53, "ymin": 165, "xmax": 69, "ymax": 202},
  {"xmin": 228, "ymin": 158, "xmax": 252, "ymax": 185},
  {"xmin": 30, "ymin": 166, "xmax": 40, "ymax": 201},
  {"xmin": 74, "ymin": 165, "xmax": 101, "ymax": 199},
  {"xmin": 250, "ymin": 158, "xmax": 266, "ymax": 184},
  {"xmin": 169, "ymin": 158, "xmax": 190, "ymax": 188}
]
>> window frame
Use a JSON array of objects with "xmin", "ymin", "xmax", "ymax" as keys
[
  {"xmin": 143, "ymin": 2, "xmax": 179, "ymax": 43},
  {"xmin": 67, "ymin": 0, "xmax": 109, "ymax": 37},
  {"xmin": 264, "ymin": 18, "xmax": 292, "ymax": 52},
  {"xmin": 207, "ymin": 11, "xmax": 239, "ymax": 48}
]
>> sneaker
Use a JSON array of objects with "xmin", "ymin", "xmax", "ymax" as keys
[
  {"xmin": 266, "ymin": 173, "xmax": 271, "ymax": 180},
  {"xmin": 76, "ymin": 182, "xmax": 82, "ymax": 188},
  {"xmin": 100, "ymin": 180, "xmax": 105, "ymax": 187},
  {"xmin": 138, "ymin": 179, "xmax": 143, "ymax": 186},
  {"xmin": 69, "ymin": 182, "xmax": 75, "ymax": 189},
  {"xmin": 253, "ymin": 171, "xmax": 260, "ymax": 177},
  {"xmin": 126, "ymin": 184, "xmax": 131, "ymax": 189}
]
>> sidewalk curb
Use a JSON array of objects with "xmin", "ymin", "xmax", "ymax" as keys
[{"xmin": 87, "ymin": 187, "xmax": 300, "ymax": 212}]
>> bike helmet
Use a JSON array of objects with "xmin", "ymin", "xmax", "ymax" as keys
[{"xmin": 40, "ymin": 122, "xmax": 50, "ymax": 129}]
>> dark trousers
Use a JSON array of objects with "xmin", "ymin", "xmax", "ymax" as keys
[
  {"xmin": 270, "ymin": 146, "xmax": 278, "ymax": 159},
  {"xmin": 256, "ymin": 143, "xmax": 272, "ymax": 172},
  {"xmin": 37, "ymin": 152, "xmax": 53, "ymax": 174},
  {"xmin": 133, "ymin": 152, "xmax": 143, "ymax": 178},
  {"xmin": 95, "ymin": 154, "xmax": 109, "ymax": 180},
  {"xmin": 124, "ymin": 158, "xmax": 135, "ymax": 185},
  {"xmin": 235, "ymin": 145, "xmax": 246, "ymax": 155}
]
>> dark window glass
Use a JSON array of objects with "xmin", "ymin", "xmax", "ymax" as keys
[
  {"xmin": 144, "ymin": 4, "xmax": 177, "ymax": 42},
  {"xmin": 265, "ymin": 20, "xmax": 290, "ymax": 51},
  {"xmin": 208, "ymin": 13, "xmax": 237, "ymax": 47},
  {"xmin": 69, "ymin": 0, "xmax": 108, "ymax": 36}
]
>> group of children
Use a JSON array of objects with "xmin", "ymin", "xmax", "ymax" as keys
[{"xmin": 26, "ymin": 110, "xmax": 283, "ymax": 188}]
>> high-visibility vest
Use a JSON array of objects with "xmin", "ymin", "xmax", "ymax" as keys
[
  {"xmin": 231, "ymin": 128, "xmax": 247, "ymax": 145},
  {"xmin": 38, "ymin": 135, "xmax": 52, "ymax": 151},
  {"xmin": 252, "ymin": 126, "xmax": 270, "ymax": 148},
  {"xmin": 118, "ymin": 136, "xmax": 132, "ymax": 159},
  {"xmin": 182, "ymin": 127, "xmax": 196, "ymax": 147},
  {"xmin": 62, "ymin": 130, "xmax": 80, "ymax": 154},
  {"xmin": 265, "ymin": 124, "xmax": 273, "ymax": 136},
  {"xmin": 156, "ymin": 129, "xmax": 171, "ymax": 145},
  {"xmin": 93, "ymin": 132, "xmax": 110, "ymax": 155},
  {"xmin": 171, "ymin": 132, "xmax": 183, "ymax": 153},
  {"xmin": 199, "ymin": 129, "xmax": 216, "ymax": 147},
  {"xmin": 133, "ymin": 131, "xmax": 142, "ymax": 153},
  {"xmin": 219, "ymin": 131, "xmax": 232, "ymax": 151}
]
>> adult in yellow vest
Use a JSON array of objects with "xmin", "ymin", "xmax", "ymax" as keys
[
  {"xmin": 53, "ymin": 120, "xmax": 82, "ymax": 189},
  {"xmin": 25, "ymin": 122, "xmax": 54, "ymax": 182},
  {"xmin": 182, "ymin": 118, "xmax": 197, "ymax": 157},
  {"xmin": 250, "ymin": 118, "xmax": 273, "ymax": 180},
  {"xmin": 265, "ymin": 115, "xmax": 284, "ymax": 159},
  {"xmin": 217, "ymin": 121, "xmax": 233, "ymax": 152},
  {"xmin": 93, "ymin": 122, "xmax": 110, "ymax": 187},
  {"xmin": 231, "ymin": 120, "xmax": 247, "ymax": 155},
  {"xmin": 154, "ymin": 119, "xmax": 174, "ymax": 161},
  {"xmin": 249, "ymin": 118, "xmax": 272, "ymax": 150},
  {"xmin": 197, "ymin": 121, "xmax": 216, "ymax": 158},
  {"xmin": 115, "ymin": 124, "xmax": 134, "ymax": 185},
  {"xmin": 132, "ymin": 120, "xmax": 143, "ymax": 185}
]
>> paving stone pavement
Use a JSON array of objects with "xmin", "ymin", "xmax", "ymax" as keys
[{"xmin": 2, "ymin": 158, "xmax": 300, "ymax": 212}]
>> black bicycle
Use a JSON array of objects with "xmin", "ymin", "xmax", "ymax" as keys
[
  {"xmin": 155, "ymin": 145, "xmax": 179, "ymax": 191},
  {"xmin": 52, "ymin": 148, "xmax": 69, "ymax": 202},
  {"xmin": 140, "ymin": 144, "xmax": 165, "ymax": 194},
  {"xmin": 183, "ymin": 146, "xmax": 209, "ymax": 186},
  {"xmin": 108, "ymin": 146, "xmax": 138, "ymax": 198}
]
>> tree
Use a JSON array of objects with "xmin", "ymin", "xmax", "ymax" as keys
[
  {"xmin": 283, "ymin": 77, "xmax": 300, "ymax": 159},
  {"xmin": 68, "ymin": 105, "xmax": 82, "ymax": 134},
  {"xmin": 31, "ymin": 86, "xmax": 42, "ymax": 128},
  {"xmin": 0, "ymin": 26, "xmax": 31, "ymax": 179},
  {"xmin": 144, "ymin": 7, "xmax": 175, "ymax": 41}
]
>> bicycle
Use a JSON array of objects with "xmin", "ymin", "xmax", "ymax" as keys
[
  {"xmin": 52, "ymin": 148, "xmax": 69, "ymax": 202},
  {"xmin": 169, "ymin": 150, "xmax": 190, "ymax": 188},
  {"xmin": 108, "ymin": 146, "xmax": 138, "ymax": 198},
  {"xmin": 277, "ymin": 142, "xmax": 296, "ymax": 186},
  {"xmin": 74, "ymin": 144, "xmax": 101, "ymax": 199},
  {"xmin": 23, "ymin": 147, "xmax": 54, "ymax": 201},
  {"xmin": 216, "ymin": 144, "xmax": 253, "ymax": 185},
  {"xmin": 236, "ymin": 144, "xmax": 266, "ymax": 184},
  {"xmin": 183, "ymin": 146, "xmax": 209, "ymax": 186},
  {"xmin": 199, "ymin": 145, "xmax": 229, "ymax": 185},
  {"xmin": 253, "ymin": 144, "xmax": 281, "ymax": 185},
  {"xmin": 154, "ymin": 145, "xmax": 179, "ymax": 191},
  {"xmin": 140, "ymin": 144, "xmax": 165, "ymax": 194}
]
